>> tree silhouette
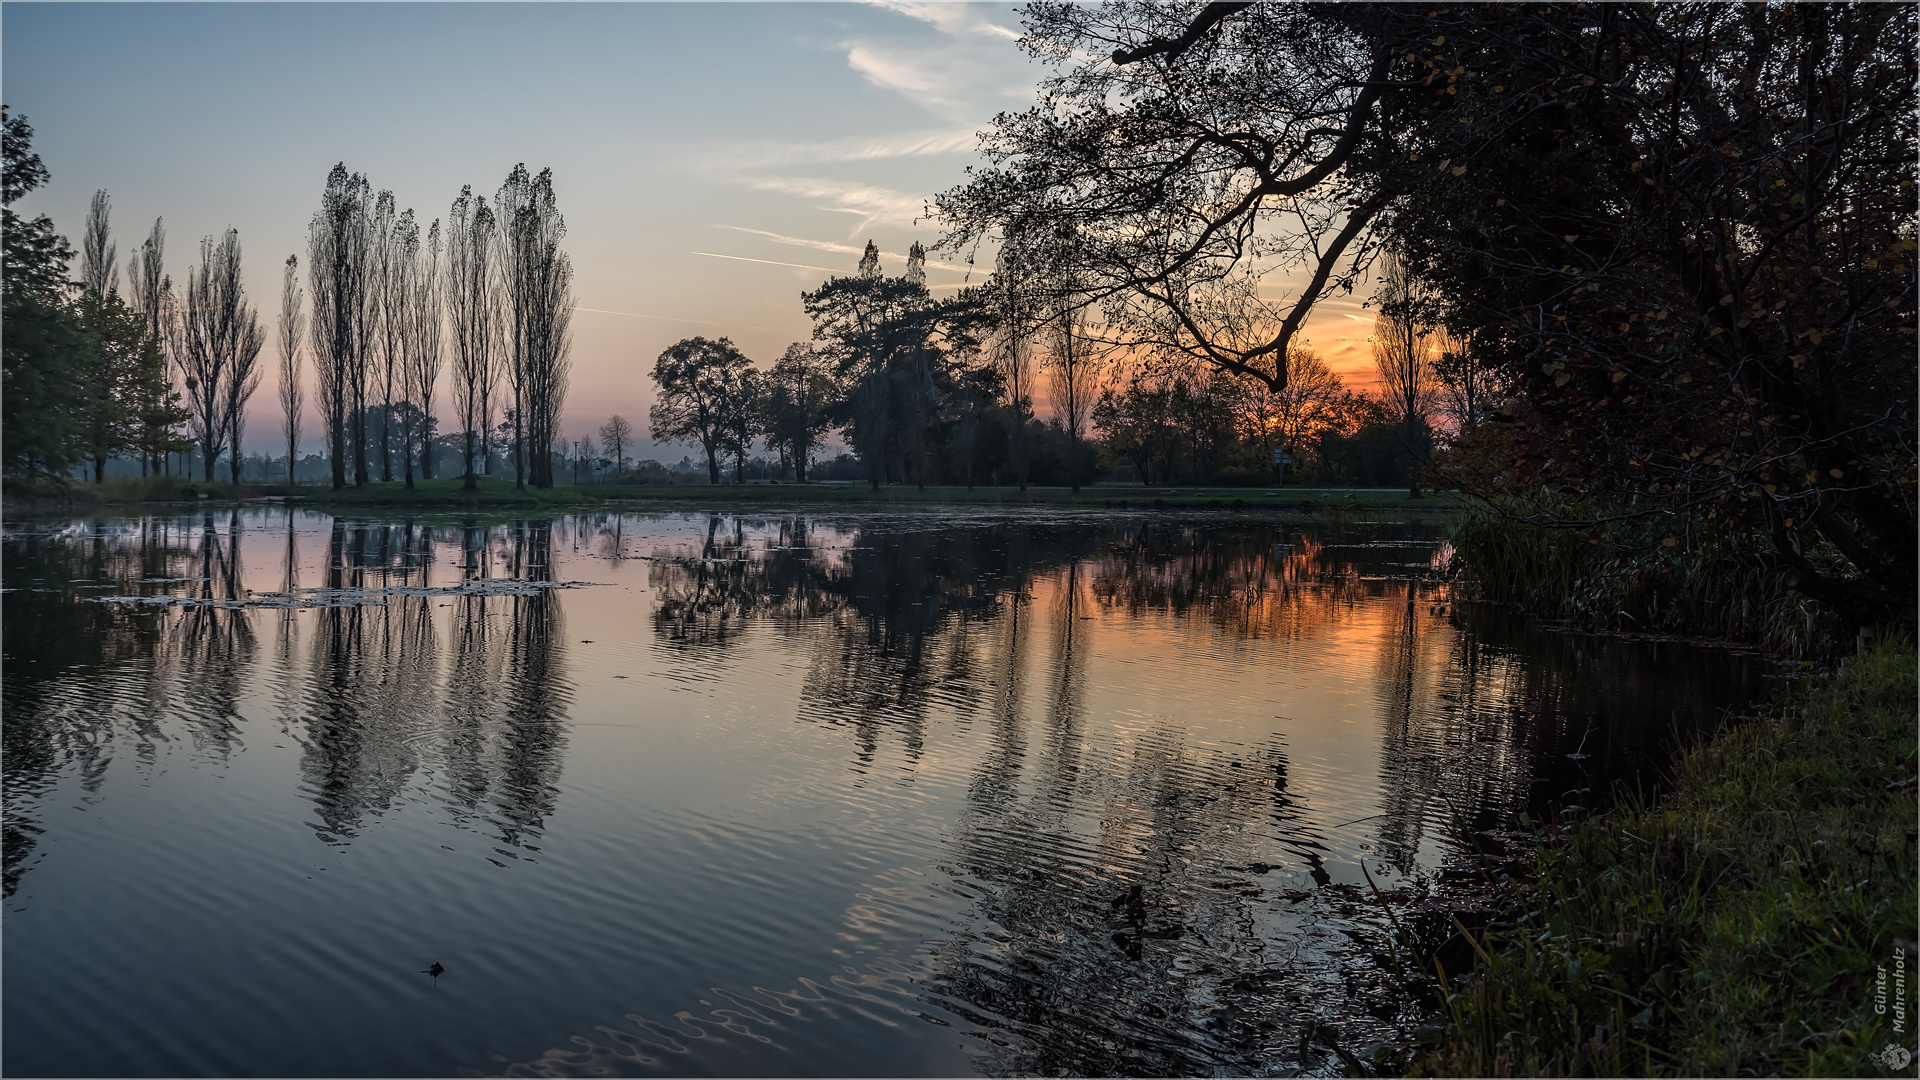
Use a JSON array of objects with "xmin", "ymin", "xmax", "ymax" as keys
[
  {"xmin": 649, "ymin": 336, "xmax": 751, "ymax": 485},
  {"xmin": 308, "ymin": 165, "xmax": 370, "ymax": 490},
  {"xmin": 496, "ymin": 164, "xmax": 573, "ymax": 489},
  {"xmin": 79, "ymin": 189, "xmax": 116, "ymax": 299},
  {"xmin": 179, "ymin": 228, "xmax": 264, "ymax": 482},
  {"xmin": 1371, "ymin": 249, "xmax": 1435, "ymax": 499},
  {"xmin": 278, "ymin": 254, "xmax": 304, "ymax": 484},
  {"xmin": 597, "ymin": 414, "xmax": 631, "ymax": 477},
  {"xmin": 762, "ymin": 343, "xmax": 836, "ymax": 482},
  {"xmin": 404, "ymin": 218, "xmax": 444, "ymax": 485},
  {"xmin": 447, "ymin": 185, "xmax": 500, "ymax": 491}
]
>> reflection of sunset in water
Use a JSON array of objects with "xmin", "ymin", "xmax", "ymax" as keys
[{"xmin": 3, "ymin": 509, "xmax": 1772, "ymax": 1077}]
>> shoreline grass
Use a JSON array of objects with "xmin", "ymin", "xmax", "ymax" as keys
[
  {"xmin": 1416, "ymin": 635, "xmax": 1918, "ymax": 1077},
  {"xmin": 6, "ymin": 475, "xmax": 1469, "ymax": 516}
]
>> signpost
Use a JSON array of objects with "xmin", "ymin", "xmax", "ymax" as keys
[{"xmin": 1272, "ymin": 447, "xmax": 1292, "ymax": 486}]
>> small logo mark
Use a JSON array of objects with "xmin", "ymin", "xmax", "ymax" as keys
[{"xmin": 1874, "ymin": 1043, "xmax": 1911, "ymax": 1070}]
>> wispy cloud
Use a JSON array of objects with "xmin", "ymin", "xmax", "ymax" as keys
[
  {"xmin": 669, "ymin": 4, "xmax": 1031, "ymax": 258},
  {"xmin": 572, "ymin": 305, "xmax": 722, "ymax": 326},
  {"xmin": 714, "ymin": 225, "xmax": 975, "ymax": 278},
  {"xmin": 691, "ymin": 251, "xmax": 844, "ymax": 274},
  {"xmin": 698, "ymin": 128, "xmax": 979, "ymax": 171},
  {"xmin": 744, "ymin": 175, "xmax": 927, "ymax": 233},
  {"xmin": 716, "ymin": 225, "xmax": 865, "ymax": 258},
  {"xmin": 839, "ymin": 1, "xmax": 1035, "ymax": 121},
  {"xmin": 858, "ymin": 1, "xmax": 1023, "ymax": 41}
]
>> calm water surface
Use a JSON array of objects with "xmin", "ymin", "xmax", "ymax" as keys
[{"xmin": 2, "ymin": 508, "xmax": 1773, "ymax": 1077}]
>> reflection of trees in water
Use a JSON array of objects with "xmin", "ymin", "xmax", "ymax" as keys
[
  {"xmin": 637, "ymin": 519, "xmax": 1375, "ymax": 1072},
  {"xmin": 302, "ymin": 519, "xmax": 439, "ymax": 843},
  {"xmin": 2, "ymin": 515, "xmax": 203, "ymax": 897},
  {"xmin": 164, "ymin": 511, "xmax": 255, "ymax": 756},
  {"xmin": 1090, "ymin": 523, "xmax": 1374, "ymax": 645},
  {"xmin": 6, "ymin": 511, "xmax": 578, "ymax": 891},
  {"xmin": 298, "ymin": 518, "xmax": 570, "ymax": 854},
  {"xmin": 799, "ymin": 526, "xmax": 1029, "ymax": 775},
  {"xmin": 495, "ymin": 521, "xmax": 568, "ymax": 849},
  {"xmin": 650, "ymin": 515, "xmax": 765, "ymax": 650},
  {"xmin": 633, "ymin": 514, "xmax": 1774, "ymax": 1073},
  {"xmin": 1366, "ymin": 591, "xmax": 1779, "ymax": 876}
]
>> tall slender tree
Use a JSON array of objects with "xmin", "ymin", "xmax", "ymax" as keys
[
  {"xmin": 365, "ymin": 190, "xmax": 397, "ymax": 484},
  {"xmin": 496, "ymin": 164, "xmax": 571, "ymax": 488},
  {"xmin": 278, "ymin": 254, "xmax": 304, "ymax": 484},
  {"xmin": 178, "ymin": 228, "xmax": 263, "ymax": 482},
  {"xmin": 447, "ymin": 185, "xmax": 499, "ymax": 491},
  {"xmin": 406, "ymin": 219, "xmax": 444, "ymax": 484},
  {"xmin": 125, "ymin": 217, "xmax": 176, "ymax": 475},
  {"xmin": 1371, "ymin": 249, "xmax": 1434, "ymax": 499},
  {"xmin": 308, "ymin": 165, "xmax": 370, "ymax": 489},
  {"xmin": 989, "ymin": 239, "xmax": 1037, "ymax": 490},
  {"xmin": 79, "ymin": 189, "xmax": 117, "ymax": 298}
]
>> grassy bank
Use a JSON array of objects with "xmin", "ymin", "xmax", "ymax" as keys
[
  {"xmin": 311, "ymin": 478, "xmax": 1468, "ymax": 512},
  {"xmin": 1416, "ymin": 636, "xmax": 1917, "ymax": 1077},
  {"xmin": 1, "ymin": 475, "xmax": 278, "ymax": 510},
  {"xmin": 9, "ymin": 475, "xmax": 1470, "ymax": 515}
]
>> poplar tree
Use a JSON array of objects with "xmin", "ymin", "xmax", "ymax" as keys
[
  {"xmin": 447, "ymin": 185, "xmax": 499, "ymax": 491},
  {"xmin": 278, "ymin": 254, "xmax": 304, "ymax": 484},
  {"xmin": 308, "ymin": 165, "xmax": 369, "ymax": 489}
]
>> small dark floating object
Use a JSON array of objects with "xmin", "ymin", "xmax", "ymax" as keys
[
  {"xmin": 1248, "ymin": 862, "xmax": 1274, "ymax": 874},
  {"xmin": 423, "ymin": 961, "xmax": 446, "ymax": 979}
]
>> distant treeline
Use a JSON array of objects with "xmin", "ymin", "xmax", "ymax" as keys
[{"xmin": 638, "ymin": 240, "xmax": 1476, "ymax": 493}]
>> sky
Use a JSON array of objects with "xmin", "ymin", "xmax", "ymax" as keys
[{"xmin": 4, "ymin": 2, "xmax": 1380, "ymax": 457}]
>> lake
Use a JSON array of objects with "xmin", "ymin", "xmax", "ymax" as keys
[{"xmin": 2, "ymin": 506, "xmax": 1775, "ymax": 1077}]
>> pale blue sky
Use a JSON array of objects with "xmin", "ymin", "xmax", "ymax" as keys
[{"xmin": 5, "ymin": 2, "xmax": 1040, "ymax": 453}]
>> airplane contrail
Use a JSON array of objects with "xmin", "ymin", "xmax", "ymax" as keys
[
  {"xmin": 571, "ymin": 306, "xmax": 719, "ymax": 326},
  {"xmin": 690, "ymin": 250, "xmax": 843, "ymax": 274}
]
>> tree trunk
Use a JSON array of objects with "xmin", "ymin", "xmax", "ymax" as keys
[
  {"xmin": 1406, "ymin": 414, "xmax": 1421, "ymax": 498},
  {"xmin": 462, "ymin": 430, "xmax": 478, "ymax": 491},
  {"xmin": 513, "ymin": 409, "xmax": 525, "ymax": 490},
  {"xmin": 353, "ymin": 409, "xmax": 368, "ymax": 487}
]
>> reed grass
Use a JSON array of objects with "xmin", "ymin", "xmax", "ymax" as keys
[{"xmin": 1449, "ymin": 492, "xmax": 1832, "ymax": 655}]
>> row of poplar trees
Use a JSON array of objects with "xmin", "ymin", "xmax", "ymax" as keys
[{"xmin": 295, "ymin": 162, "xmax": 573, "ymax": 491}]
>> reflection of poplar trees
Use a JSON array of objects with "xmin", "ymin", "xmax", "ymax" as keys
[
  {"xmin": 302, "ymin": 520, "xmax": 437, "ymax": 842},
  {"xmin": 493, "ymin": 520, "xmax": 567, "ymax": 847},
  {"xmin": 293, "ymin": 518, "xmax": 572, "ymax": 853},
  {"xmin": 168, "ymin": 510, "xmax": 253, "ymax": 752}
]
